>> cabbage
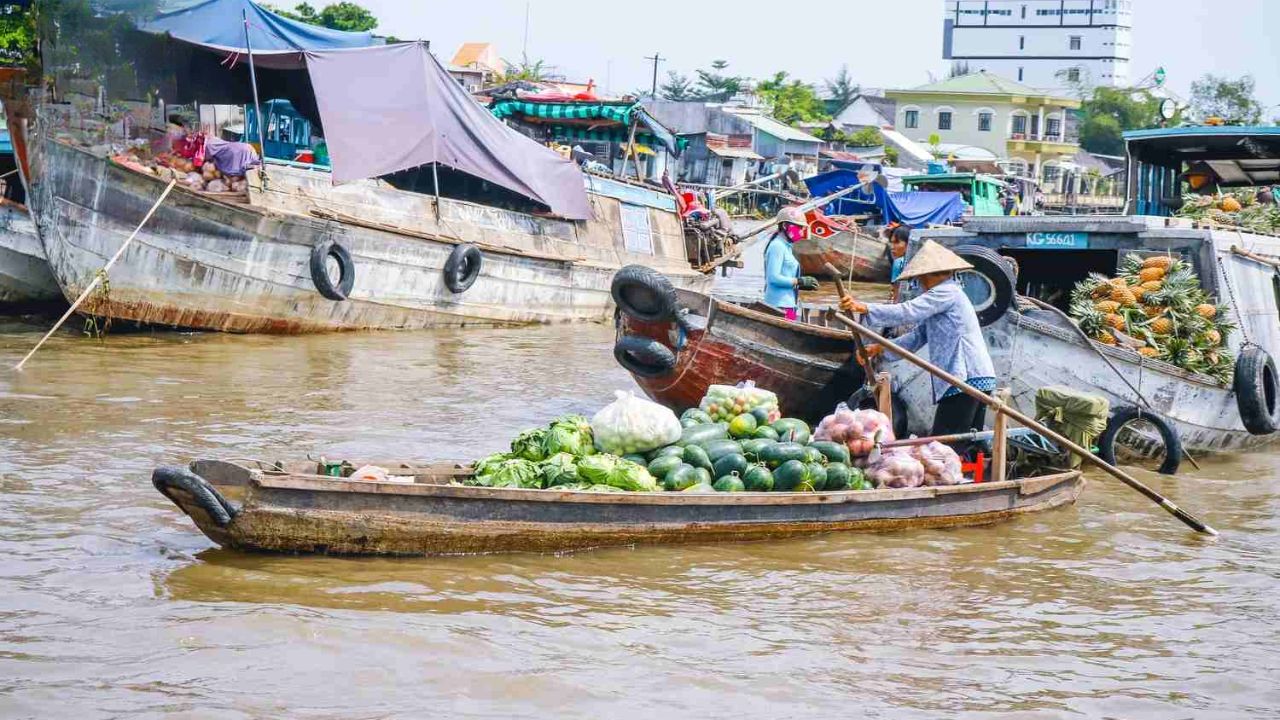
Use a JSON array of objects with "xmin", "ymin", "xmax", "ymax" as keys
[
  {"xmin": 577, "ymin": 453, "xmax": 657, "ymax": 492},
  {"xmin": 511, "ymin": 428, "xmax": 548, "ymax": 462},
  {"xmin": 473, "ymin": 458, "xmax": 541, "ymax": 489},
  {"xmin": 554, "ymin": 482, "xmax": 625, "ymax": 492},
  {"xmin": 538, "ymin": 452, "xmax": 580, "ymax": 488},
  {"xmin": 542, "ymin": 420, "xmax": 594, "ymax": 458},
  {"xmin": 473, "ymin": 452, "xmax": 510, "ymax": 477}
]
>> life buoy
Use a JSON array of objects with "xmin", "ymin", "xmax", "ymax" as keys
[
  {"xmin": 1234, "ymin": 346, "xmax": 1280, "ymax": 435},
  {"xmin": 444, "ymin": 244, "xmax": 483, "ymax": 294},
  {"xmin": 809, "ymin": 219, "xmax": 835, "ymax": 238},
  {"xmin": 613, "ymin": 334, "xmax": 677, "ymax": 377},
  {"xmin": 611, "ymin": 264, "xmax": 679, "ymax": 322},
  {"xmin": 1097, "ymin": 406, "xmax": 1182, "ymax": 475},
  {"xmin": 952, "ymin": 244, "xmax": 1016, "ymax": 326},
  {"xmin": 309, "ymin": 240, "xmax": 356, "ymax": 301}
]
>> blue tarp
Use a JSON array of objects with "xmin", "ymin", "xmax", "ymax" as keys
[
  {"xmin": 804, "ymin": 169, "xmax": 965, "ymax": 227},
  {"xmin": 143, "ymin": 0, "xmax": 379, "ymax": 56}
]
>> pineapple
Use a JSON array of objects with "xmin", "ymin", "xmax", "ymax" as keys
[
  {"xmin": 1109, "ymin": 285, "xmax": 1137, "ymax": 307},
  {"xmin": 1195, "ymin": 303, "xmax": 1217, "ymax": 319},
  {"xmin": 1140, "ymin": 280, "xmax": 1164, "ymax": 292},
  {"xmin": 1143, "ymin": 305, "xmax": 1167, "ymax": 318},
  {"xmin": 1095, "ymin": 331, "xmax": 1117, "ymax": 346},
  {"xmin": 1131, "ymin": 286, "xmax": 1148, "ymax": 302},
  {"xmin": 1105, "ymin": 313, "xmax": 1126, "ymax": 331},
  {"xmin": 1138, "ymin": 347, "xmax": 1160, "ymax": 358},
  {"xmin": 1142, "ymin": 255, "xmax": 1175, "ymax": 270},
  {"xmin": 1108, "ymin": 276, "xmax": 1129, "ymax": 289},
  {"xmin": 1139, "ymin": 266, "xmax": 1166, "ymax": 283},
  {"xmin": 1094, "ymin": 299, "xmax": 1121, "ymax": 314},
  {"xmin": 1150, "ymin": 316, "xmax": 1174, "ymax": 335},
  {"xmin": 1072, "ymin": 299, "xmax": 1106, "ymax": 338},
  {"xmin": 1202, "ymin": 328, "xmax": 1222, "ymax": 346}
]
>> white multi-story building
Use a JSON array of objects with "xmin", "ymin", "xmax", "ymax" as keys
[{"xmin": 942, "ymin": 0, "xmax": 1133, "ymax": 90}]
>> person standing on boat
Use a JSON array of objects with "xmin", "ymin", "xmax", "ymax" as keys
[
  {"xmin": 887, "ymin": 224, "xmax": 913, "ymax": 303},
  {"xmin": 764, "ymin": 207, "xmax": 819, "ymax": 321},
  {"xmin": 839, "ymin": 240, "xmax": 996, "ymax": 436}
]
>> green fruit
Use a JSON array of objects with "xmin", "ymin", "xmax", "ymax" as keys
[
  {"xmin": 739, "ymin": 438, "xmax": 777, "ymax": 462},
  {"xmin": 771, "ymin": 418, "xmax": 812, "ymax": 444},
  {"xmin": 713, "ymin": 452, "xmax": 749, "ymax": 479},
  {"xmin": 758, "ymin": 442, "xmax": 809, "ymax": 469},
  {"xmin": 681, "ymin": 409, "xmax": 714, "ymax": 425},
  {"xmin": 753, "ymin": 425, "xmax": 780, "ymax": 441},
  {"xmin": 806, "ymin": 462, "xmax": 828, "ymax": 491},
  {"xmin": 802, "ymin": 446, "xmax": 825, "ymax": 464},
  {"xmin": 680, "ymin": 417, "xmax": 701, "ymax": 429},
  {"xmin": 742, "ymin": 464, "xmax": 774, "ymax": 491},
  {"xmin": 772, "ymin": 460, "xmax": 810, "ymax": 491},
  {"xmin": 728, "ymin": 413, "xmax": 758, "ymax": 438},
  {"xmin": 808, "ymin": 441, "xmax": 851, "ymax": 465},
  {"xmin": 663, "ymin": 463, "xmax": 699, "ymax": 491},
  {"xmin": 681, "ymin": 444, "xmax": 713, "ymax": 472},
  {"xmin": 622, "ymin": 453, "xmax": 648, "ymax": 466},
  {"xmin": 679, "ymin": 424, "xmax": 729, "ymax": 447},
  {"xmin": 750, "ymin": 406, "xmax": 772, "ymax": 425},
  {"xmin": 683, "ymin": 481, "xmax": 716, "ymax": 493},
  {"xmin": 849, "ymin": 467, "xmax": 870, "ymax": 490},
  {"xmin": 713, "ymin": 474, "xmax": 746, "ymax": 492},
  {"xmin": 650, "ymin": 445, "xmax": 685, "ymax": 460},
  {"xmin": 647, "ymin": 455, "xmax": 684, "ymax": 480},
  {"xmin": 824, "ymin": 462, "xmax": 852, "ymax": 490},
  {"xmin": 693, "ymin": 467, "xmax": 713, "ymax": 486},
  {"xmin": 701, "ymin": 439, "xmax": 744, "ymax": 462}
]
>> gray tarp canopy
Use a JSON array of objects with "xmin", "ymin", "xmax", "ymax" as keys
[{"xmin": 304, "ymin": 42, "xmax": 591, "ymax": 220}]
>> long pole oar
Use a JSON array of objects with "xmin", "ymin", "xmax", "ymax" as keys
[
  {"xmin": 14, "ymin": 179, "xmax": 177, "ymax": 371},
  {"xmin": 831, "ymin": 312, "xmax": 1218, "ymax": 536}
]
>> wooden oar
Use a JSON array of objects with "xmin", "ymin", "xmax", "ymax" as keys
[
  {"xmin": 823, "ymin": 262, "xmax": 878, "ymax": 383},
  {"xmin": 831, "ymin": 312, "xmax": 1219, "ymax": 536}
]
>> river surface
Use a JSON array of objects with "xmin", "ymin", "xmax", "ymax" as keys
[{"xmin": 1, "ymin": 252, "xmax": 1278, "ymax": 718}]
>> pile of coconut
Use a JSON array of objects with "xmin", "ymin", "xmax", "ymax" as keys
[{"xmin": 111, "ymin": 149, "xmax": 249, "ymax": 194}]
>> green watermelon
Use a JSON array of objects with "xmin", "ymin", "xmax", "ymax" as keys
[
  {"xmin": 713, "ymin": 474, "xmax": 746, "ymax": 492},
  {"xmin": 713, "ymin": 452, "xmax": 749, "ymax": 479},
  {"xmin": 742, "ymin": 464, "xmax": 774, "ymax": 492}
]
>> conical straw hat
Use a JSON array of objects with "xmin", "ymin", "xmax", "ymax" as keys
[{"xmin": 896, "ymin": 240, "xmax": 973, "ymax": 281}]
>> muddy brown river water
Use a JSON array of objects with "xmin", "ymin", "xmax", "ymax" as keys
[{"xmin": 1, "ymin": 245, "xmax": 1278, "ymax": 717}]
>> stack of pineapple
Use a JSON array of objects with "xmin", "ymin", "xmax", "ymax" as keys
[
  {"xmin": 1176, "ymin": 189, "xmax": 1280, "ymax": 236},
  {"xmin": 1069, "ymin": 254, "xmax": 1236, "ymax": 383}
]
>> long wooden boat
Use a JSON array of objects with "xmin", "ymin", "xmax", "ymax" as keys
[
  {"xmin": 792, "ymin": 227, "xmax": 892, "ymax": 281},
  {"xmin": 153, "ymin": 459, "xmax": 1084, "ymax": 556},
  {"xmin": 0, "ymin": 201, "xmax": 60, "ymax": 307},
  {"xmin": 27, "ymin": 137, "xmax": 716, "ymax": 332}
]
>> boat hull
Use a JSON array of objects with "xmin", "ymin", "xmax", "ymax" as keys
[
  {"xmin": 793, "ymin": 230, "xmax": 891, "ymax": 281},
  {"xmin": 0, "ymin": 204, "xmax": 60, "ymax": 306},
  {"xmin": 29, "ymin": 139, "xmax": 713, "ymax": 333},
  {"xmin": 156, "ymin": 461, "xmax": 1084, "ymax": 556}
]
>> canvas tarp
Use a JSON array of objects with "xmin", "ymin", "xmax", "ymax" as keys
[
  {"xmin": 304, "ymin": 43, "xmax": 591, "ymax": 220},
  {"xmin": 805, "ymin": 170, "xmax": 965, "ymax": 226}
]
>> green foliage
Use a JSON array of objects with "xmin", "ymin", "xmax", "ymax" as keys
[
  {"xmin": 1190, "ymin": 74, "xmax": 1264, "ymax": 125},
  {"xmin": 0, "ymin": 1, "xmax": 34, "ymax": 69},
  {"xmin": 659, "ymin": 70, "xmax": 695, "ymax": 101},
  {"xmin": 824, "ymin": 64, "xmax": 859, "ymax": 115},
  {"xmin": 756, "ymin": 71, "xmax": 829, "ymax": 126},
  {"xmin": 1077, "ymin": 86, "xmax": 1169, "ymax": 155},
  {"xmin": 268, "ymin": 2, "xmax": 378, "ymax": 32},
  {"xmin": 492, "ymin": 54, "xmax": 550, "ymax": 85},
  {"xmin": 695, "ymin": 59, "xmax": 742, "ymax": 102}
]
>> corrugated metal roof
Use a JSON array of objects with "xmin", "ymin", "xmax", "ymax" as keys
[
  {"xmin": 724, "ymin": 109, "xmax": 821, "ymax": 144},
  {"xmin": 709, "ymin": 145, "xmax": 763, "ymax": 160}
]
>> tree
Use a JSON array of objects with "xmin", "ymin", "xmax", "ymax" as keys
[
  {"xmin": 756, "ymin": 71, "xmax": 829, "ymax": 125},
  {"xmin": 268, "ymin": 2, "xmax": 378, "ymax": 32},
  {"xmin": 846, "ymin": 126, "xmax": 884, "ymax": 147},
  {"xmin": 1077, "ymin": 86, "xmax": 1167, "ymax": 155},
  {"xmin": 659, "ymin": 71, "xmax": 695, "ymax": 101},
  {"xmin": 824, "ymin": 64, "xmax": 859, "ymax": 115},
  {"xmin": 491, "ymin": 54, "xmax": 550, "ymax": 85},
  {"xmin": 1190, "ymin": 74, "xmax": 1264, "ymax": 124},
  {"xmin": 695, "ymin": 60, "xmax": 743, "ymax": 102}
]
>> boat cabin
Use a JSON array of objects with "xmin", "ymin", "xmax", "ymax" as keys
[
  {"xmin": 1125, "ymin": 126, "xmax": 1280, "ymax": 216},
  {"xmin": 901, "ymin": 172, "xmax": 1007, "ymax": 217}
]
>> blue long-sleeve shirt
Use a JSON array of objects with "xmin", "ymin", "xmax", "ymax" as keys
[
  {"xmin": 863, "ymin": 278, "xmax": 996, "ymax": 402},
  {"xmin": 763, "ymin": 234, "xmax": 800, "ymax": 309}
]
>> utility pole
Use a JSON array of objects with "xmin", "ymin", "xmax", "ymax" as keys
[{"xmin": 644, "ymin": 52, "xmax": 665, "ymax": 98}]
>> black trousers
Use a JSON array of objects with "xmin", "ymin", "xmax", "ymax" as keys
[{"xmin": 931, "ymin": 392, "xmax": 988, "ymax": 437}]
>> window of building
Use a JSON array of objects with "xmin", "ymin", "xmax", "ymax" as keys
[
  {"xmin": 904, "ymin": 109, "xmax": 919, "ymax": 129},
  {"xmin": 938, "ymin": 111, "xmax": 952, "ymax": 131},
  {"xmin": 1046, "ymin": 117, "xmax": 1061, "ymax": 138},
  {"xmin": 1067, "ymin": 67, "xmax": 1081, "ymax": 82},
  {"xmin": 1019, "ymin": 35, "xmax": 1025, "ymax": 50},
  {"xmin": 978, "ymin": 112, "xmax": 993, "ymax": 132},
  {"xmin": 1011, "ymin": 114, "xmax": 1028, "ymax": 136},
  {"xmin": 1070, "ymin": 36, "xmax": 1082, "ymax": 50}
]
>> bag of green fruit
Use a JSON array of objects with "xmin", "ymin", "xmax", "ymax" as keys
[
  {"xmin": 591, "ymin": 390, "xmax": 683, "ymax": 456},
  {"xmin": 698, "ymin": 380, "xmax": 781, "ymax": 424}
]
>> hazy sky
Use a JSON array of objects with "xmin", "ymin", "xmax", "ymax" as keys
[{"xmin": 357, "ymin": 0, "xmax": 1280, "ymax": 110}]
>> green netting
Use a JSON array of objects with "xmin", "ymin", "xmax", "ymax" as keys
[{"xmin": 489, "ymin": 101, "xmax": 635, "ymax": 124}]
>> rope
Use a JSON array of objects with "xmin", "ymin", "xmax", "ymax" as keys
[{"xmin": 1217, "ymin": 252, "xmax": 1252, "ymax": 347}]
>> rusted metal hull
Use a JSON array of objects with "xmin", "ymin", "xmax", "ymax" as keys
[
  {"xmin": 793, "ymin": 230, "xmax": 891, "ymax": 281},
  {"xmin": 0, "ymin": 203, "xmax": 60, "ymax": 306},
  {"xmin": 29, "ymin": 139, "xmax": 713, "ymax": 333},
  {"xmin": 156, "ymin": 460, "xmax": 1084, "ymax": 556}
]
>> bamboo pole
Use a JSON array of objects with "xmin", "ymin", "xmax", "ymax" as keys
[
  {"xmin": 697, "ymin": 185, "xmax": 864, "ymax": 274},
  {"xmin": 831, "ymin": 312, "xmax": 1218, "ymax": 536},
  {"xmin": 14, "ymin": 179, "xmax": 178, "ymax": 371},
  {"xmin": 991, "ymin": 387, "xmax": 1010, "ymax": 484}
]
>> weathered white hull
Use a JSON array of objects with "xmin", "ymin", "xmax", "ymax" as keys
[
  {"xmin": 0, "ymin": 204, "xmax": 60, "ymax": 306},
  {"xmin": 30, "ymin": 139, "xmax": 713, "ymax": 333}
]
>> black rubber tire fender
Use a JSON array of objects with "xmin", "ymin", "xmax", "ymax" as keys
[
  {"xmin": 611, "ymin": 264, "xmax": 679, "ymax": 322},
  {"xmin": 1097, "ymin": 406, "xmax": 1183, "ymax": 475},
  {"xmin": 443, "ymin": 243, "xmax": 483, "ymax": 294},
  {"xmin": 152, "ymin": 465, "xmax": 239, "ymax": 527},
  {"xmin": 613, "ymin": 334, "xmax": 677, "ymax": 378},
  {"xmin": 309, "ymin": 240, "xmax": 356, "ymax": 301},
  {"xmin": 952, "ymin": 244, "xmax": 1016, "ymax": 327},
  {"xmin": 1233, "ymin": 346, "xmax": 1280, "ymax": 435}
]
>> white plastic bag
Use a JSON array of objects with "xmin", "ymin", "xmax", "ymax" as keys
[
  {"xmin": 698, "ymin": 380, "xmax": 780, "ymax": 423},
  {"xmin": 591, "ymin": 390, "xmax": 682, "ymax": 455}
]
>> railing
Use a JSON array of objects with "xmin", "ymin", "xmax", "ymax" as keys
[{"xmin": 1008, "ymin": 133, "xmax": 1070, "ymax": 144}]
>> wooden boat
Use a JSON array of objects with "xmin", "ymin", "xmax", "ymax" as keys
[
  {"xmin": 153, "ymin": 459, "xmax": 1084, "ymax": 556},
  {"xmin": 791, "ymin": 225, "xmax": 892, "ymax": 281},
  {"xmin": 0, "ymin": 201, "xmax": 60, "ymax": 307}
]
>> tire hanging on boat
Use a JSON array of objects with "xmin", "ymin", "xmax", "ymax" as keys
[
  {"xmin": 1233, "ymin": 346, "xmax": 1280, "ymax": 435},
  {"xmin": 443, "ymin": 243, "xmax": 483, "ymax": 294},
  {"xmin": 611, "ymin": 264, "xmax": 679, "ymax": 322},
  {"xmin": 1096, "ymin": 406, "xmax": 1182, "ymax": 475},
  {"xmin": 613, "ymin": 334, "xmax": 677, "ymax": 377},
  {"xmin": 309, "ymin": 240, "xmax": 356, "ymax": 301},
  {"xmin": 151, "ymin": 466, "xmax": 239, "ymax": 527},
  {"xmin": 952, "ymin": 245, "xmax": 1016, "ymax": 327}
]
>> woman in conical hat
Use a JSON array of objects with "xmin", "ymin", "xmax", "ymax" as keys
[{"xmin": 839, "ymin": 239, "xmax": 997, "ymax": 437}]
